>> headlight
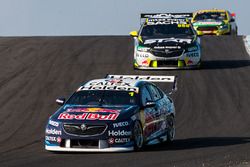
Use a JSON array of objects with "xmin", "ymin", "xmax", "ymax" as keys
[
  {"xmin": 137, "ymin": 46, "xmax": 151, "ymax": 52},
  {"xmin": 187, "ymin": 46, "xmax": 198, "ymax": 52}
]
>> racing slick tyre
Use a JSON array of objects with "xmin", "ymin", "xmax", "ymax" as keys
[
  {"xmin": 133, "ymin": 121, "xmax": 144, "ymax": 151},
  {"xmin": 197, "ymin": 60, "xmax": 202, "ymax": 69},
  {"xmin": 133, "ymin": 66, "xmax": 139, "ymax": 70},
  {"xmin": 166, "ymin": 115, "xmax": 175, "ymax": 144}
]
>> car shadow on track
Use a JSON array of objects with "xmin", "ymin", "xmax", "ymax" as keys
[
  {"xmin": 143, "ymin": 137, "xmax": 250, "ymax": 152},
  {"xmin": 48, "ymin": 137, "xmax": 250, "ymax": 154},
  {"xmin": 200, "ymin": 60, "xmax": 250, "ymax": 70}
]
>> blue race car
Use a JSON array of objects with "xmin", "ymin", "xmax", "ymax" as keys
[{"xmin": 45, "ymin": 75, "xmax": 177, "ymax": 152}]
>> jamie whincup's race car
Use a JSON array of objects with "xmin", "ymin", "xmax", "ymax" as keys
[
  {"xmin": 191, "ymin": 9, "xmax": 238, "ymax": 36},
  {"xmin": 130, "ymin": 13, "xmax": 201, "ymax": 69},
  {"xmin": 45, "ymin": 75, "xmax": 177, "ymax": 152}
]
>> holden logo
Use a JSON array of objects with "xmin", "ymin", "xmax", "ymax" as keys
[
  {"xmin": 80, "ymin": 124, "xmax": 87, "ymax": 131},
  {"xmin": 165, "ymin": 49, "xmax": 169, "ymax": 53}
]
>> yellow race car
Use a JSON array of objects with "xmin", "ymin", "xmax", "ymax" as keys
[{"xmin": 191, "ymin": 9, "xmax": 237, "ymax": 36}]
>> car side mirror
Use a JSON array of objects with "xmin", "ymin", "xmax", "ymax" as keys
[
  {"xmin": 129, "ymin": 31, "xmax": 138, "ymax": 37},
  {"xmin": 56, "ymin": 98, "xmax": 65, "ymax": 106},
  {"xmin": 145, "ymin": 101, "xmax": 156, "ymax": 108}
]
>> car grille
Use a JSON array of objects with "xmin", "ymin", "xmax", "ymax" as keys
[
  {"xmin": 63, "ymin": 124, "xmax": 107, "ymax": 136},
  {"xmin": 157, "ymin": 60, "xmax": 178, "ymax": 67},
  {"xmin": 197, "ymin": 26, "xmax": 218, "ymax": 31},
  {"xmin": 151, "ymin": 49, "xmax": 184, "ymax": 58}
]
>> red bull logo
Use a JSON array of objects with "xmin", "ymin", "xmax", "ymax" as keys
[{"xmin": 58, "ymin": 108, "xmax": 120, "ymax": 121}]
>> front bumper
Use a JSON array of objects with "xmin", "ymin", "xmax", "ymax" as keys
[
  {"xmin": 135, "ymin": 64, "xmax": 200, "ymax": 70},
  {"xmin": 134, "ymin": 50, "xmax": 201, "ymax": 70},
  {"xmin": 195, "ymin": 28, "xmax": 230, "ymax": 36},
  {"xmin": 45, "ymin": 145, "xmax": 133, "ymax": 152},
  {"xmin": 45, "ymin": 138, "xmax": 134, "ymax": 152}
]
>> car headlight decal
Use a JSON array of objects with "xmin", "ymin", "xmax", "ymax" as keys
[{"xmin": 137, "ymin": 46, "xmax": 151, "ymax": 52}]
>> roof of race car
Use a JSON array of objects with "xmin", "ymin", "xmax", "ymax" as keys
[{"xmin": 195, "ymin": 9, "xmax": 228, "ymax": 14}]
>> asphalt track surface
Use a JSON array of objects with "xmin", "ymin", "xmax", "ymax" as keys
[{"xmin": 0, "ymin": 36, "xmax": 250, "ymax": 167}]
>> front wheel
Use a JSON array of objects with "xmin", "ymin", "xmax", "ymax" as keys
[
  {"xmin": 166, "ymin": 115, "xmax": 175, "ymax": 144},
  {"xmin": 133, "ymin": 121, "xmax": 144, "ymax": 151}
]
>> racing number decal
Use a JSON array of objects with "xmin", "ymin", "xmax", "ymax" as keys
[{"xmin": 178, "ymin": 24, "xmax": 190, "ymax": 28}]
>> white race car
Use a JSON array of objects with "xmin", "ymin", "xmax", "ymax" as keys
[{"xmin": 130, "ymin": 13, "xmax": 201, "ymax": 69}]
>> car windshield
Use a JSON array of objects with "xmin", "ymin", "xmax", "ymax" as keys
[
  {"xmin": 194, "ymin": 12, "xmax": 227, "ymax": 21},
  {"xmin": 66, "ymin": 90, "xmax": 138, "ymax": 106},
  {"xmin": 140, "ymin": 24, "xmax": 194, "ymax": 37}
]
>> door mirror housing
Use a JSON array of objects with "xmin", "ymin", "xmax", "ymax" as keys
[
  {"xmin": 129, "ymin": 31, "xmax": 138, "ymax": 37},
  {"xmin": 56, "ymin": 98, "xmax": 65, "ymax": 106},
  {"xmin": 145, "ymin": 101, "xmax": 156, "ymax": 108}
]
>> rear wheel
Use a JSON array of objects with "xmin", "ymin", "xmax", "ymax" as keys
[
  {"xmin": 133, "ymin": 121, "xmax": 144, "ymax": 151},
  {"xmin": 166, "ymin": 115, "xmax": 175, "ymax": 144}
]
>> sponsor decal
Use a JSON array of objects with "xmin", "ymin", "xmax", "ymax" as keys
[
  {"xmin": 186, "ymin": 52, "xmax": 199, "ymax": 57},
  {"xmin": 59, "ymin": 108, "xmax": 120, "ymax": 121},
  {"xmin": 58, "ymin": 113, "xmax": 119, "ymax": 121},
  {"xmin": 178, "ymin": 24, "xmax": 190, "ymax": 28},
  {"xmin": 45, "ymin": 136, "xmax": 61, "ymax": 143},
  {"xmin": 147, "ymin": 18, "xmax": 188, "ymax": 25},
  {"xmin": 187, "ymin": 60, "xmax": 193, "ymax": 64},
  {"xmin": 108, "ymin": 79, "xmax": 123, "ymax": 84},
  {"xmin": 108, "ymin": 137, "xmax": 131, "ymax": 144},
  {"xmin": 77, "ymin": 80, "xmax": 139, "ymax": 92},
  {"xmin": 107, "ymin": 75, "xmax": 175, "ymax": 83},
  {"xmin": 66, "ymin": 108, "xmax": 119, "ymax": 114},
  {"xmin": 45, "ymin": 136, "xmax": 56, "ymax": 141},
  {"xmin": 113, "ymin": 121, "xmax": 129, "ymax": 128},
  {"xmin": 142, "ymin": 59, "xmax": 150, "ymax": 65},
  {"xmin": 184, "ymin": 58, "xmax": 193, "ymax": 65},
  {"xmin": 195, "ymin": 22, "xmax": 221, "ymax": 26},
  {"xmin": 108, "ymin": 138, "xmax": 115, "ymax": 144},
  {"xmin": 57, "ymin": 137, "xmax": 62, "ymax": 143},
  {"xmin": 48, "ymin": 120, "xmax": 59, "ymax": 127},
  {"xmin": 114, "ymin": 138, "xmax": 130, "ymax": 143},
  {"xmin": 108, "ymin": 130, "xmax": 132, "ymax": 136},
  {"xmin": 136, "ymin": 53, "xmax": 149, "ymax": 58},
  {"xmin": 144, "ymin": 38, "xmax": 192, "ymax": 45},
  {"xmin": 142, "ymin": 13, "xmax": 192, "ymax": 19},
  {"xmin": 46, "ymin": 128, "xmax": 62, "ymax": 135},
  {"xmin": 154, "ymin": 46, "xmax": 181, "ymax": 49}
]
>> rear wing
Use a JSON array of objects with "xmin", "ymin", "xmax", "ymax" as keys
[
  {"xmin": 106, "ymin": 74, "xmax": 177, "ymax": 94},
  {"xmin": 140, "ymin": 13, "xmax": 193, "ymax": 25}
]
